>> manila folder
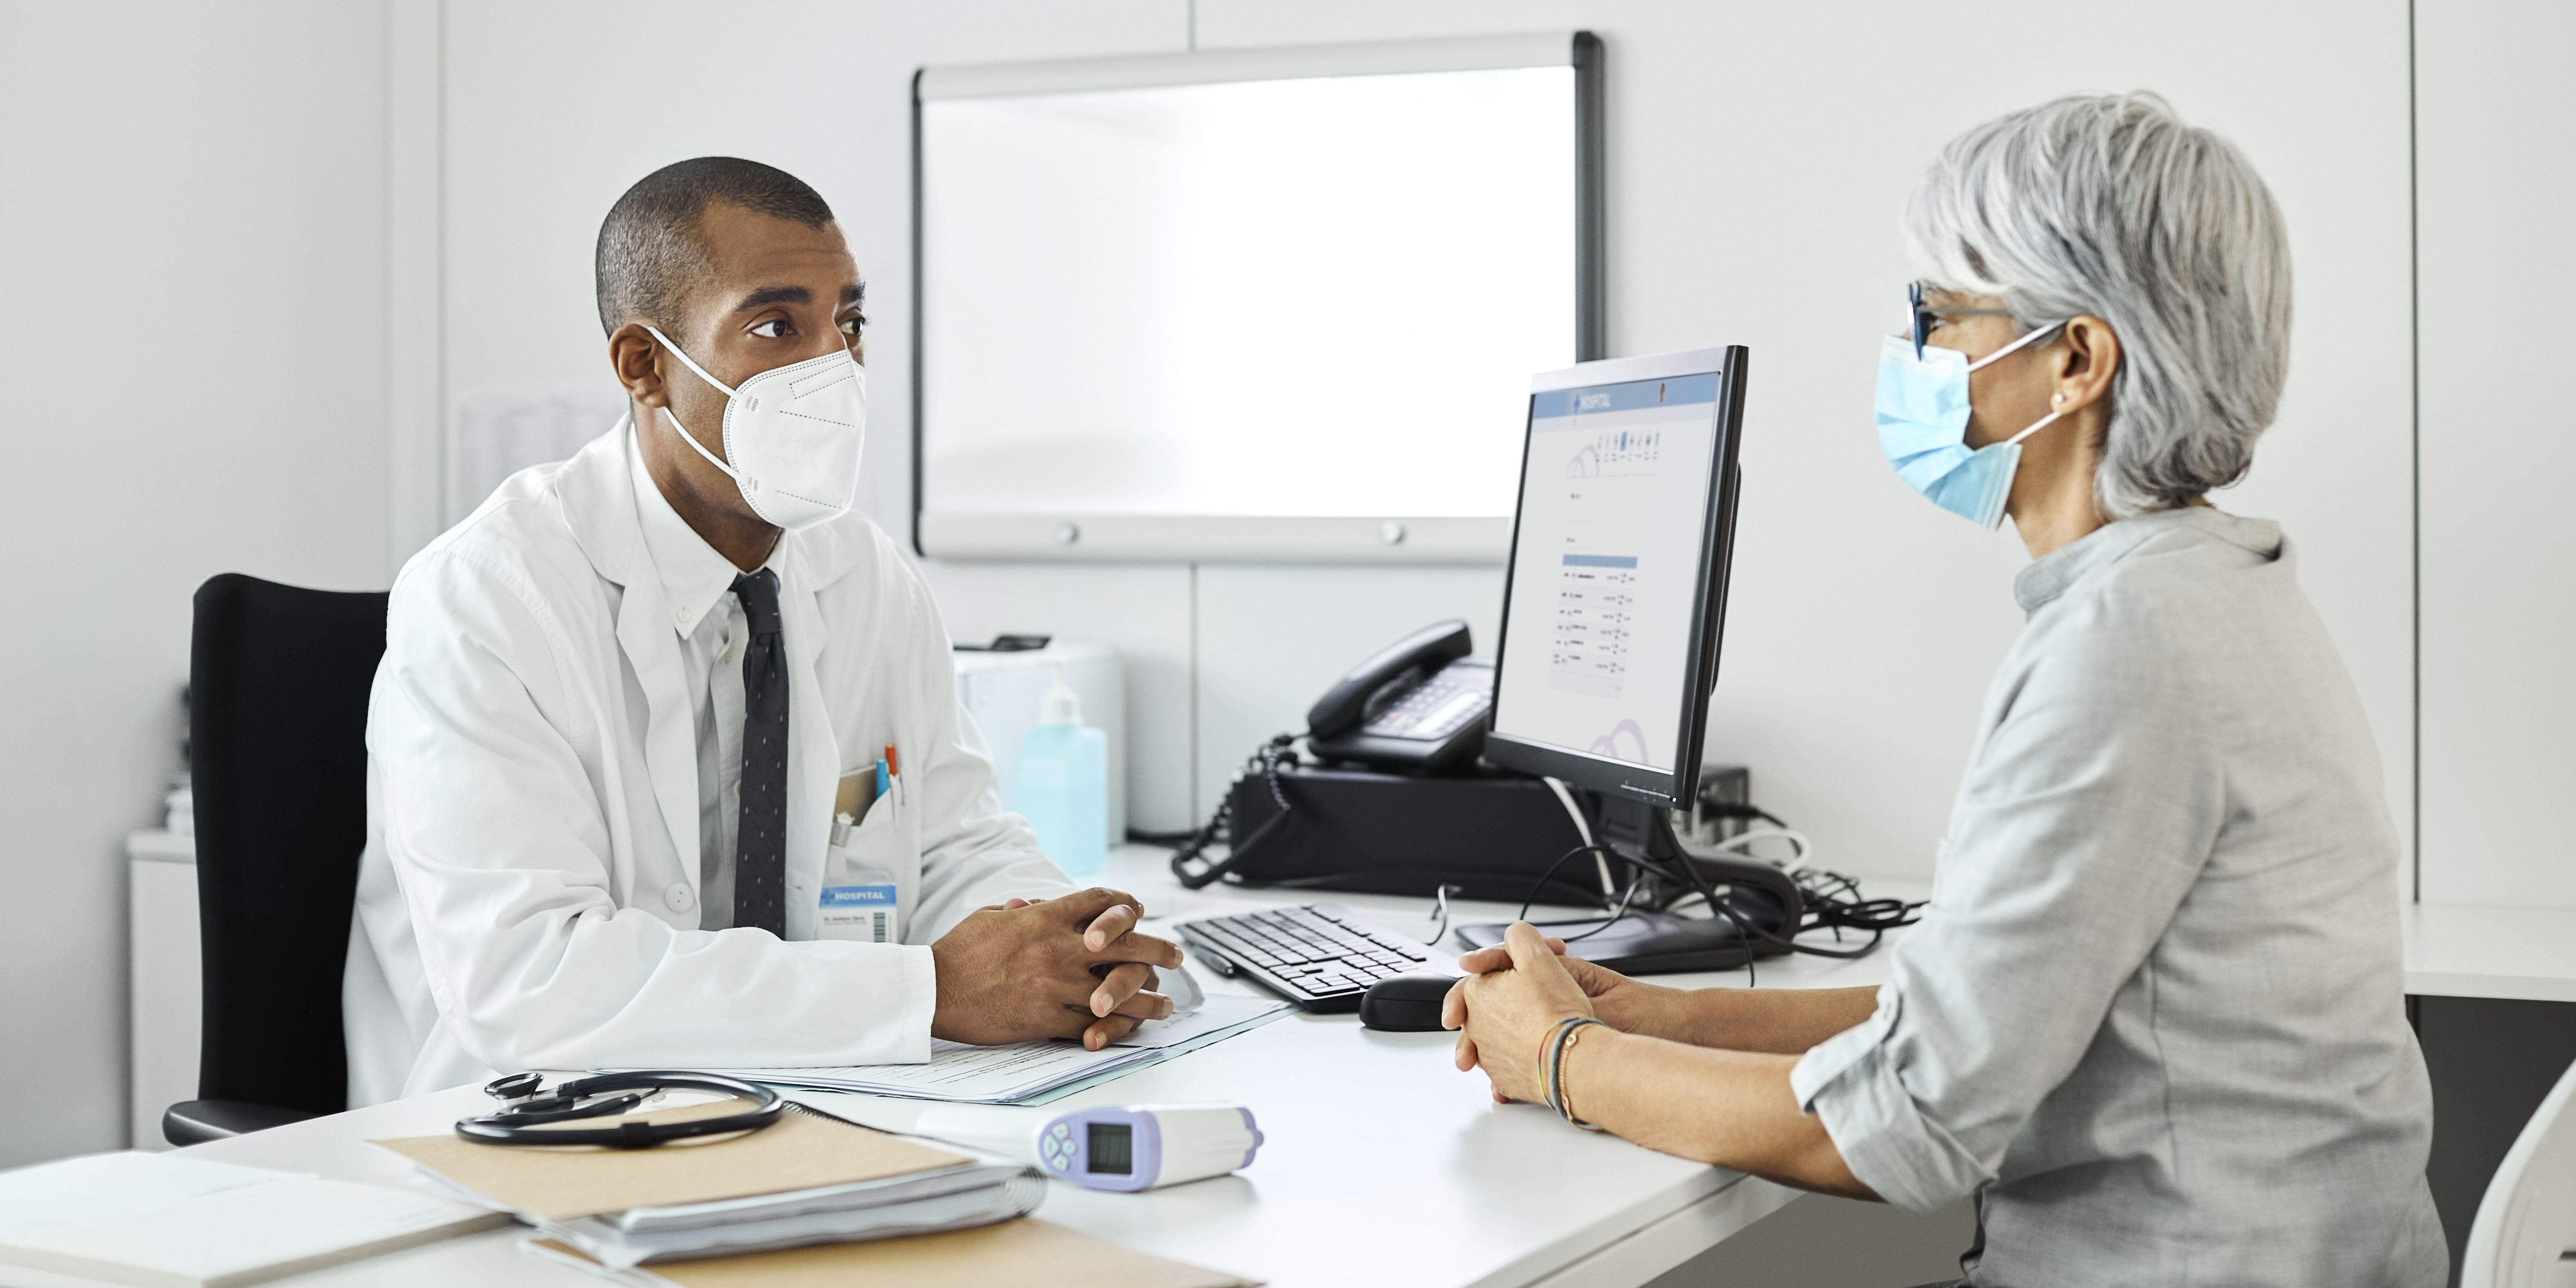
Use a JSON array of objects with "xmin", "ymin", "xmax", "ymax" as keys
[{"xmin": 373, "ymin": 1105, "xmax": 968, "ymax": 1223}]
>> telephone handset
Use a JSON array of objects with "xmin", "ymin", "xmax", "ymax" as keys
[{"xmin": 1303, "ymin": 620, "xmax": 1493, "ymax": 775}]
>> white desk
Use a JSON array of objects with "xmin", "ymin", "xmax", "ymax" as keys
[
  {"xmin": 2401, "ymin": 903, "xmax": 2576, "ymax": 1003},
  {"xmin": 94, "ymin": 845, "xmax": 1903, "ymax": 1288}
]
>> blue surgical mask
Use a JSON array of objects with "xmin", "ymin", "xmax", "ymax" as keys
[{"xmin": 1875, "ymin": 324, "xmax": 2067, "ymax": 528}]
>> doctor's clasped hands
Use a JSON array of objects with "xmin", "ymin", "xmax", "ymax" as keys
[{"xmin": 936, "ymin": 888, "xmax": 1184, "ymax": 1051}]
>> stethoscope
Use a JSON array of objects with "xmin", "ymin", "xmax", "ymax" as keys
[{"xmin": 458, "ymin": 1070, "xmax": 786, "ymax": 1149}]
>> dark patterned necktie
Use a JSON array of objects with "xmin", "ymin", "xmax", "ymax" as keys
[{"xmin": 731, "ymin": 569, "xmax": 788, "ymax": 937}]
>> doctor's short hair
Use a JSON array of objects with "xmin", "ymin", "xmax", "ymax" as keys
[
  {"xmin": 1904, "ymin": 92, "xmax": 2293, "ymax": 519},
  {"xmin": 595, "ymin": 157, "xmax": 837, "ymax": 337}
]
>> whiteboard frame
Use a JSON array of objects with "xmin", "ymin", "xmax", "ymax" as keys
[{"xmin": 910, "ymin": 31, "xmax": 1604, "ymax": 565}]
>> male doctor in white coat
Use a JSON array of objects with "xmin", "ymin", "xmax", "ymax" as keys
[{"xmin": 343, "ymin": 157, "xmax": 1181, "ymax": 1105}]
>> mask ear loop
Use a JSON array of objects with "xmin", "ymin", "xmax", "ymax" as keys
[
  {"xmin": 1971, "ymin": 319, "xmax": 2072, "ymax": 447},
  {"xmin": 1964, "ymin": 319, "xmax": 2067, "ymax": 373},
  {"xmin": 643, "ymin": 326, "xmax": 740, "ymax": 397},
  {"xmin": 642, "ymin": 326, "xmax": 746, "ymax": 483},
  {"xmin": 2001, "ymin": 409, "xmax": 2062, "ymax": 447}
]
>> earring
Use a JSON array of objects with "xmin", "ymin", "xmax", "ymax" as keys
[{"xmin": 2052, "ymin": 393, "xmax": 2065, "ymax": 405}]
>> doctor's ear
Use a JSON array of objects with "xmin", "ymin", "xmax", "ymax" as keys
[{"xmin": 608, "ymin": 323, "xmax": 672, "ymax": 409}]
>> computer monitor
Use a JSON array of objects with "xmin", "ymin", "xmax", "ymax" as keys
[
  {"xmin": 1482, "ymin": 346, "xmax": 1747, "ymax": 823},
  {"xmin": 1457, "ymin": 346, "xmax": 1795, "ymax": 971}
]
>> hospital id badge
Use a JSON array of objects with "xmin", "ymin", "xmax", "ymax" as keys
[{"xmin": 818, "ymin": 882, "xmax": 898, "ymax": 944}]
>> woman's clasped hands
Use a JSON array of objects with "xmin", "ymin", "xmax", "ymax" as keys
[{"xmin": 1442, "ymin": 921, "xmax": 1684, "ymax": 1104}]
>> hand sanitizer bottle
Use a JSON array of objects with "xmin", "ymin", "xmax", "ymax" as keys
[{"xmin": 1013, "ymin": 665, "xmax": 1108, "ymax": 878}]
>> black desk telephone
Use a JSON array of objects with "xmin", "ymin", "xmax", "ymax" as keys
[
  {"xmin": 1302, "ymin": 619, "xmax": 1493, "ymax": 775},
  {"xmin": 1168, "ymin": 618, "xmax": 1536, "ymax": 896}
]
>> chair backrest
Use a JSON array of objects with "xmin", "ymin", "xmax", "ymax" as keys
[
  {"xmin": 189, "ymin": 574, "xmax": 389, "ymax": 1116},
  {"xmin": 2463, "ymin": 1053, "xmax": 2576, "ymax": 1288}
]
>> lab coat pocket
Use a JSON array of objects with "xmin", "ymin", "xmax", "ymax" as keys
[{"xmin": 818, "ymin": 804, "xmax": 909, "ymax": 945}]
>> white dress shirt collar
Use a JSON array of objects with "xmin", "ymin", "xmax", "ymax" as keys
[{"xmin": 628, "ymin": 422, "xmax": 777, "ymax": 637}]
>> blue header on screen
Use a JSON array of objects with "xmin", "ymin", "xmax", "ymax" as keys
[{"xmin": 1531, "ymin": 373, "xmax": 1719, "ymax": 420}]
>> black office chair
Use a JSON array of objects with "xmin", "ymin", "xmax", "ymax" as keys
[{"xmin": 162, "ymin": 575, "xmax": 388, "ymax": 1146}]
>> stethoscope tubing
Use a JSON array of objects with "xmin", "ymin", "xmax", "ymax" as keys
[{"xmin": 456, "ymin": 1070, "xmax": 786, "ymax": 1149}]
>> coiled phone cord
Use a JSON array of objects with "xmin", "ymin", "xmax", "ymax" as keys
[{"xmin": 1167, "ymin": 733, "xmax": 1300, "ymax": 889}]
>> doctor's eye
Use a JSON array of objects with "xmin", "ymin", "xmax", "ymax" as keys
[
  {"xmin": 838, "ymin": 313, "xmax": 867, "ymax": 339},
  {"xmin": 749, "ymin": 318, "xmax": 791, "ymax": 339}
]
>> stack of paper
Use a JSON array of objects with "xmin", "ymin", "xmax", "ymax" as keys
[
  {"xmin": 706, "ymin": 992, "xmax": 1294, "ymax": 1105},
  {"xmin": 725, "ymin": 1039, "xmax": 1163, "ymax": 1104},
  {"xmin": 375, "ymin": 1104, "xmax": 1036, "ymax": 1269},
  {"xmin": 543, "ymin": 1168, "xmax": 1040, "ymax": 1267},
  {"xmin": 526, "ymin": 1214, "xmax": 1261, "ymax": 1288},
  {"xmin": 0, "ymin": 1151, "xmax": 501, "ymax": 1288}
]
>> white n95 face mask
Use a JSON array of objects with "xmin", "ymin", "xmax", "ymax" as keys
[{"xmin": 645, "ymin": 325, "xmax": 867, "ymax": 532}]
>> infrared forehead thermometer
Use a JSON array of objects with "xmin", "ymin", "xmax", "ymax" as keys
[
  {"xmin": 914, "ymin": 1103, "xmax": 1262, "ymax": 1193},
  {"xmin": 1035, "ymin": 1104, "xmax": 1262, "ymax": 1193}
]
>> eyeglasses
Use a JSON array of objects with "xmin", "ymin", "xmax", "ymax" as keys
[{"xmin": 1907, "ymin": 282, "xmax": 2018, "ymax": 359}]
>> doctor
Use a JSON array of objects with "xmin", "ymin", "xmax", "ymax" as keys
[{"xmin": 344, "ymin": 157, "xmax": 1180, "ymax": 1105}]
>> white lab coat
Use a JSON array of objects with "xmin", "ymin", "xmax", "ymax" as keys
[{"xmin": 342, "ymin": 421, "xmax": 1074, "ymax": 1106}]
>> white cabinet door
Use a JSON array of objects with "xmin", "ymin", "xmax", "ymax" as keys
[
  {"xmin": 2419, "ymin": 0, "xmax": 2576, "ymax": 906},
  {"xmin": 129, "ymin": 854, "xmax": 200, "ymax": 1150}
]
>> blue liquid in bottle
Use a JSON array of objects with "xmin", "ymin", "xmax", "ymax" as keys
[{"xmin": 1012, "ymin": 667, "xmax": 1107, "ymax": 878}]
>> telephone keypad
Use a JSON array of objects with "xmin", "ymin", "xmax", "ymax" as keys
[{"xmin": 1359, "ymin": 663, "xmax": 1493, "ymax": 741}]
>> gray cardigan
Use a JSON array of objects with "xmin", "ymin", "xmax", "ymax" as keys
[{"xmin": 1791, "ymin": 509, "xmax": 2445, "ymax": 1286}]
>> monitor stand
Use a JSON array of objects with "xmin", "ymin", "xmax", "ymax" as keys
[{"xmin": 1449, "ymin": 792, "xmax": 1804, "ymax": 976}]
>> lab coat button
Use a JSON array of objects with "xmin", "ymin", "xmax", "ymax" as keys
[
  {"xmin": 675, "ymin": 606, "xmax": 692, "ymax": 626},
  {"xmin": 664, "ymin": 882, "xmax": 694, "ymax": 912}
]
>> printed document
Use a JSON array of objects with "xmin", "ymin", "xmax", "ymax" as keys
[{"xmin": 705, "ymin": 994, "xmax": 1293, "ymax": 1104}]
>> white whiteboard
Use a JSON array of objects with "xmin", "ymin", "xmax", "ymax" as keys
[{"xmin": 916, "ymin": 37, "xmax": 1587, "ymax": 561}]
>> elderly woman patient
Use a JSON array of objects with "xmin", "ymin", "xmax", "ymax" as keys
[{"xmin": 1445, "ymin": 94, "xmax": 2444, "ymax": 1287}]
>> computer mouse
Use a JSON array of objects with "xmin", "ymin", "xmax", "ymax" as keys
[{"xmin": 1361, "ymin": 973, "xmax": 1461, "ymax": 1032}]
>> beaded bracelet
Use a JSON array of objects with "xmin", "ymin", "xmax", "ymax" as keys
[{"xmin": 1537, "ymin": 1016, "xmax": 1609, "ymax": 1132}]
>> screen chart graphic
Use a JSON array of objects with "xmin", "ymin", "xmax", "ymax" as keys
[
  {"xmin": 1494, "ymin": 373, "xmax": 1720, "ymax": 771},
  {"xmin": 1564, "ymin": 428, "xmax": 1661, "ymax": 478},
  {"xmin": 1552, "ymin": 554, "xmax": 1635, "ymax": 697}
]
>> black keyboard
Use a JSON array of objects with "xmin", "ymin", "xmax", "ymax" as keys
[{"xmin": 1177, "ymin": 901, "xmax": 1452, "ymax": 1013}]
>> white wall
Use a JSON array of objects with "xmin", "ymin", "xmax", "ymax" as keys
[
  {"xmin": 425, "ymin": 0, "xmax": 2418, "ymax": 878},
  {"xmin": 1206, "ymin": 0, "xmax": 2413, "ymax": 874},
  {"xmin": 2418, "ymin": 0, "xmax": 2576, "ymax": 908},
  {"xmin": 1201, "ymin": 0, "xmax": 2417, "ymax": 877},
  {"xmin": 0, "ymin": 2, "xmax": 392, "ymax": 1164}
]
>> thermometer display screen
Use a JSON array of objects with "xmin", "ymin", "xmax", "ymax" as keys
[{"xmin": 1086, "ymin": 1122, "xmax": 1134, "ymax": 1174}]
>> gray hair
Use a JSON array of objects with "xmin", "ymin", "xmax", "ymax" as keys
[{"xmin": 1904, "ymin": 93, "xmax": 2293, "ymax": 518}]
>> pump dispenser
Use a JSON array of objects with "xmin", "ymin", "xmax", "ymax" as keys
[{"xmin": 1012, "ymin": 664, "xmax": 1109, "ymax": 877}]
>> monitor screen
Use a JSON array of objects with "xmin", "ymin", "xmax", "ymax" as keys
[{"xmin": 1490, "ymin": 368, "xmax": 1727, "ymax": 783}]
